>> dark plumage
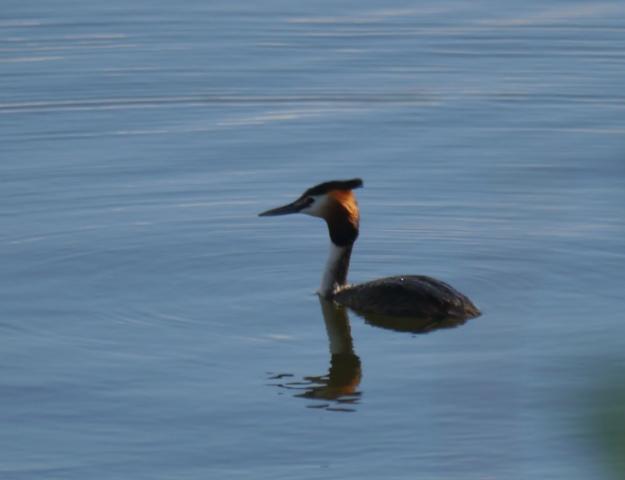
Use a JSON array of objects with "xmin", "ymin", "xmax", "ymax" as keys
[
  {"xmin": 303, "ymin": 178, "xmax": 363, "ymax": 197},
  {"xmin": 333, "ymin": 275, "xmax": 480, "ymax": 321}
]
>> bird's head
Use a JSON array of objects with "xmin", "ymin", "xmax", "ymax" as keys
[{"xmin": 259, "ymin": 178, "xmax": 363, "ymax": 247}]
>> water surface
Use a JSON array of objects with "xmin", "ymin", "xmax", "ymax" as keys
[{"xmin": 2, "ymin": 1, "xmax": 625, "ymax": 479}]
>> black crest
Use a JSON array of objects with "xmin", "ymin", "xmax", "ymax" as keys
[{"xmin": 303, "ymin": 178, "xmax": 363, "ymax": 197}]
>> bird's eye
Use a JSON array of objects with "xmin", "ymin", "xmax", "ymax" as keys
[{"xmin": 297, "ymin": 196, "xmax": 314, "ymax": 211}]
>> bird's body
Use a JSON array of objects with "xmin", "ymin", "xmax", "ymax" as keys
[
  {"xmin": 259, "ymin": 178, "xmax": 480, "ymax": 321},
  {"xmin": 334, "ymin": 275, "xmax": 479, "ymax": 320}
]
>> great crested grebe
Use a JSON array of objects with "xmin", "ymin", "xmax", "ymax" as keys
[{"xmin": 259, "ymin": 179, "xmax": 480, "ymax": 320}]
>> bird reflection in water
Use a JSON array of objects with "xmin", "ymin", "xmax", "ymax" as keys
[
  {"xmin": 268, "ymin": 298, "xmax": 362, "ymax": 412},
  {"xmin": 268, "ymin": 297, "xmax": 470, "ymax": 412}
]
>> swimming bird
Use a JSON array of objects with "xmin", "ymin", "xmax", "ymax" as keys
[{"xmin": 259, "ymin": 179, "xmax": 480, "ymax": 320}]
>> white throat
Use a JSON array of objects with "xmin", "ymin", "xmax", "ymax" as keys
[{"xmin": 319, "ymin": 243, "xmax": 352, "ymax": 298}]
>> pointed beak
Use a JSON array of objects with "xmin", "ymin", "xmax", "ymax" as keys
[{"xmin": 258, "ymin": 197, "xmax": 311, "ymax": 217}]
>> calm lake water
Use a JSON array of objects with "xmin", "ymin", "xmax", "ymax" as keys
[{"xmin": 2, "ymin": 1, "xmax": 625, "ymax": 479}]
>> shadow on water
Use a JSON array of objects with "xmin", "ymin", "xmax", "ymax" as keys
[
  {"xmin": 351, "ymin": 307, "xmax": 470, "ymax": 335},
  {"xmin": 268, "ymin": 297, "xmax": 471, "ymax": 412}
]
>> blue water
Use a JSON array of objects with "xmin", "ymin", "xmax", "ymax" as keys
[{"xmin": 2, "ymin": 1, "xmax": 625, "ymax": 479}]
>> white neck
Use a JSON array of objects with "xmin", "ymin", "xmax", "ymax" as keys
[{"xmin": 319, "ymin": 243, "xmax": 352, "ymax": 298}]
